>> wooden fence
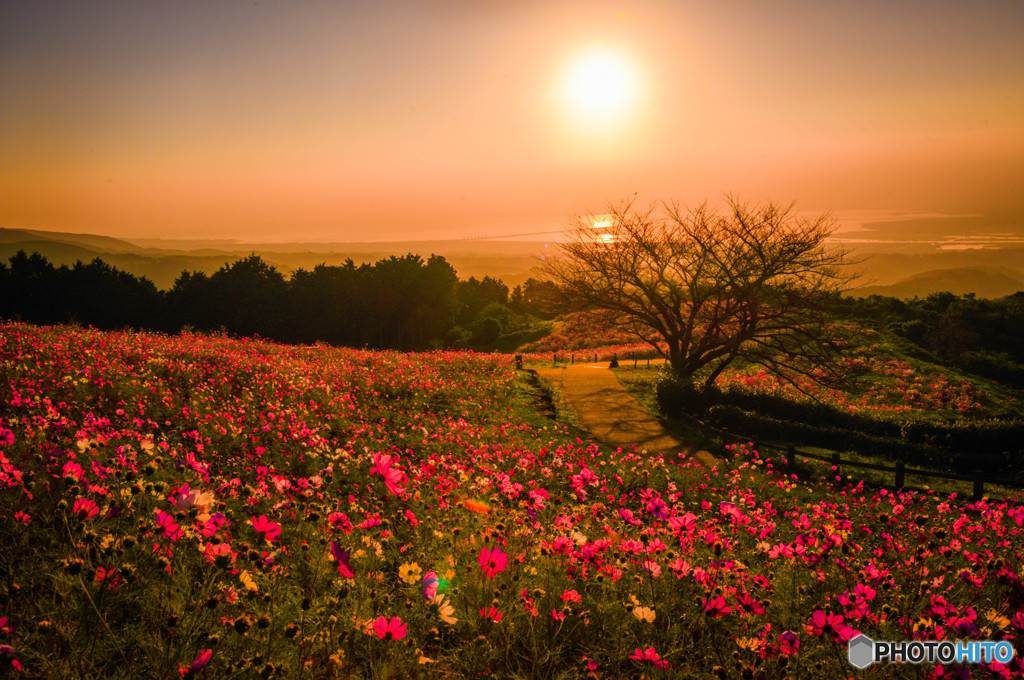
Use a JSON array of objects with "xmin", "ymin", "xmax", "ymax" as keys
[
  {"xmin": 550, "ymin": 353, "xmax": 667, "ymax": 366},
  {"xmin": 680, "ymin": 411, "xmax": 1024, "ymax": 502}
]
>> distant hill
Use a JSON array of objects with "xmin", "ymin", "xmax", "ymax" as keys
[
  {"xmin": 850, "ymin": 266, "xmax": 1024, "ymax": 299},
  {"xmin": 0, "ymin": 228, "xmax": 145, "ymax": 254},
  {"xmin": 0, "ymin": 228, "xmax": 547, "ymax": 289}
]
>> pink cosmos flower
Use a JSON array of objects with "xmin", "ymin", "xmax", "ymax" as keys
[
  {"xmin": 839, "ymin": 584, "xmax": 876, "ymax": 619},
  {"xmin": 617, "ymin": 508, "xmax": 642, "ymax": 526},
  {"xmin": 155, "ymin": 510, "xmax": 184, "ymax": 541},
  {"xmin": 642, "ymin": 559, "xmax": 662, "ymax": 577},
  {"xmin": 778, "ymin": 630, "xmax": 800, "ymax": 655},
  {"xmin": 63, "ymin": 461, "xmax": 84, "ymax": 481},
  {"xmin": 736, "ymin": 591, "xmax": 765, "ymax": 616},
  {"xmin": 0, "ymin": 645, "xmax": 23, "ymax": 672},
  {"xmin": 561, "ymin": 589, "xmax": 582, "ymax": 604},
  {"xmin": 175, "ymin": 485, "xmax": 214, "ymax": 512},
  {"xmin": 479, "ymin": 606, "xmax": 503, "ymax": 622},
  {"xmin": 327, "ymin": 511, "xmax": 352, "ymax": 533},
  {"xmin": 73, "ymin": 497, "xmax": 99, "ymax": 519},
  {"xmin": 668, "ymin": 512, "xmax": 697, "ymax": 533},
  {"xmin": 629, "ymin": 647, "xmax": 669, "ymax": 668},
  {"xmin": 355, "ymin": 514, "xmax": 381, "ymax": 529},
  {"xmin": 180, "ymin": 648, "xmax": 212, "ymax": 678},
  {"xmin": 251, "ymin": 515, "xmax": 281, "ymax": 542},
  {"xmin": 373, "ymin": 616, "xmax": 407, "ymax": 640},
  {"xmin": 528, "ymin": 488, "xmax": 549, "ymax": 507},
  {"xmin": 805, "ymin": 610, "xmax": 858, "ymax": 641},
  {"xmin": 478, "ymin": 546, "xmax": 508, "ymax": 578},
  {"xmin": 94, "ymin": 566, "xmax": 122, "ymax": 591},
  {"xmin": 204, "ymin": 542, "xmax": 236, "ymax": 567},
  {"xmin": 370, "ymin": 453, "xmax": 407, "ymax": 496},
  {"xmin": 330, "ymin": 542, "xmax": 354, "ymax": 578},
  {"xmin": 422, "ymin": 571, "xmax": 440, "ymax": 600},
  {"xmin": 703, "ymin": 595, "xmax": 732, "ymax": 618}
]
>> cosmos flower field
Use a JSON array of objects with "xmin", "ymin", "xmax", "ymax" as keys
[{"xmin": 1, "ymin": 323, "xmax": 1023, "ymax": 678}]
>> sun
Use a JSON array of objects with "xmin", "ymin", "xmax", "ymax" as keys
[{"xmin": 561, "ymin": 48, "xmax": 638, "ymax": 127}]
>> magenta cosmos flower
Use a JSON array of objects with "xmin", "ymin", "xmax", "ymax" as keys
[
  {"xmin": 373, "ymin": 616, "xmax": 407, "ymax": 640},
  {"xmin": 805, "ymin": 609, "xmax": 858, "ymax": 642},
  {"xmin": 422, "ymin": 571, "xmax": 440, "ymax": 600},
  {"xmin": 180, "ymin": 649, "xmax": 212, "ymax": 679},
  {"xmin": 370, "ymin": 453, "xmax": 407, "ymax": 496},
  {"xmin": 478, "ymin": 546, "xmax": 508, "ymax": 578},
  {"xmin": 630, "ymin": 647, "xmax": 669, "ymax": 668},
  {"xmin": 251, "ymin": 515, "xmax": 281, "ymax": 542},
  {"xmin": 330, "ymin": 541, "xmax": 354, "ymax": 578}
]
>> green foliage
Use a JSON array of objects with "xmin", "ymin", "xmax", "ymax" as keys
[
  {"xmin": 655, "ymin": 371, "xmax": 721, "ymax": 416},
  {"xmin": 2, "ymin": 250, "xmax": 531, "ymax": 352},
  {"xmin": 704, "ymin": 401, "xmax": 1024, "ymax": 475},
  {"xmin": 842, "ymin": 291, "xmax": 1024, "ymax": 369}
]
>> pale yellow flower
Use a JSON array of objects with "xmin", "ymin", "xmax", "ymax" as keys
[
  {"xmin": 239, "ymin": 570, "xmax": 258, "ymax": 592},
  {"xmin": 432, "ymin": 595, "xmax": 458, "ymax": 625},
  {"xmin": 632, "ymin": 606, "xmax": 655, "ymax": 623}
]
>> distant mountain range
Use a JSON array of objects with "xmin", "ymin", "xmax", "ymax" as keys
[
  {"xmin": 3, "ymin": 226, "xmax": 1024, "ymax": 298},
  {"xmin": 0, "ymin": 228, "xmax": 550, "ymax": 289},
  {"xmin": 850, "ymin": 266, "xmax": 1024, "ymax": 299}
]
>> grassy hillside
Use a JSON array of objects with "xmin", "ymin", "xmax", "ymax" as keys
[
  {"xmin": 525, "ymin": 310, "xmax": 1024, "ymax": 480},
  {"xmin": 0, "ymin": 323, "xmax": 1022, "ymax": 678}
]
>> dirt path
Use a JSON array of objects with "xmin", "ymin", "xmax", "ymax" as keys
[{"xmin": 536, "ymin": 363, "xmax": 717, "ymax": 467}]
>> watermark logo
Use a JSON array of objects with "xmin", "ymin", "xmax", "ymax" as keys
[{"xmin": 848, "ymin": 634, "xmax": 1015, "ymax": 668}]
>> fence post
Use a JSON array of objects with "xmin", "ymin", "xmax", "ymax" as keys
[
  {"xmin": 571, "ymin": 353, "xmax": 574, "ymax": 365},
  {"xmin": 831, "ymin": 452, "xmax": 842, "ymax": 485},
  {"xmin": 973, "ymin": 469, "xmax": 985, "ymax": 501},
  {"xmin": 895, "ymin": 461, "xmax": 905, "ymax": 490},
  {"xmin": 785, "ymin": 444, "xmax": 795, "ymax": 475},
  {"xmin": 647, "ymin": 358, "xmax": 650, "ymax": 368}
]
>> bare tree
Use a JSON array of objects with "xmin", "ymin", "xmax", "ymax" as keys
[{"xmin": 543, "ymin": 196, "xmax": 857, "ymax": 398}]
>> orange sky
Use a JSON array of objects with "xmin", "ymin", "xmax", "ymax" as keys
[{"xmin": 2, "ymin": 1, "xmax": 1022, "ymax": 241}]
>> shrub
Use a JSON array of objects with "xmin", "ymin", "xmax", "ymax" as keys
[{"xmin": 656, "ymin": 372, "xmax": 721, "ymax": 416}]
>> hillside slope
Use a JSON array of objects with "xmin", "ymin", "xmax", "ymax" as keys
[{"xmin": 851, "ymin": 266, "xmax": 1024, "ymax": 298}]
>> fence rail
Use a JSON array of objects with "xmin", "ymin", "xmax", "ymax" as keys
[{"xmin": 680, "ymin": 411, "xmax": 1024, "ymax": 501}]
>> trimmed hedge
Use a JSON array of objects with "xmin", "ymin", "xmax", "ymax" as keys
[
  {"xmin": 656, "ymin": 371, "xmax": 1024, "ymax": 474},
  {"xmin": 702, "ymin": 404, "xmax": 1024, "ymax": 476}
]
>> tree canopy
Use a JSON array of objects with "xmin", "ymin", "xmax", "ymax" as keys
[{"xmin": 543, "ymin": 197, "xmax": 856, "ymax": 395}]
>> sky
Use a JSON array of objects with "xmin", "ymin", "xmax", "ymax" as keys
[{"xmin": 1, "ymin": 0, "xmax": 1022, "ymax": 242}]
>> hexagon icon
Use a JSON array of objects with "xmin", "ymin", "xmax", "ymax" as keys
[{"xmin": 848, "ymin": 634, "xmax": 874, "ymax": 669}]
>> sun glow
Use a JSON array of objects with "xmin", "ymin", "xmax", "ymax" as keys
[
  {"xmin": 589, "ymin": 215, "xmax": 616, "ymax": 243},
  {"xmin": 561, "ymin": 48, "xmax": 638, "ymax": 127}
]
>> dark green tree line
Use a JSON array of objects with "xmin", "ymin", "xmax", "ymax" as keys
[{"xmin": 0, "ymin": 250, "xmax": 530, "ymax": 351}]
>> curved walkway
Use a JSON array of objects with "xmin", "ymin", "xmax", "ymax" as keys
[{"xmin": 536, "ymin": 363, "xmax": 717, "ymax": 467}]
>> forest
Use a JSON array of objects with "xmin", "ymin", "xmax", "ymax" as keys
[{"xmin": 0, "ymin": 251, "xmax": 560, "ymax": 352}]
